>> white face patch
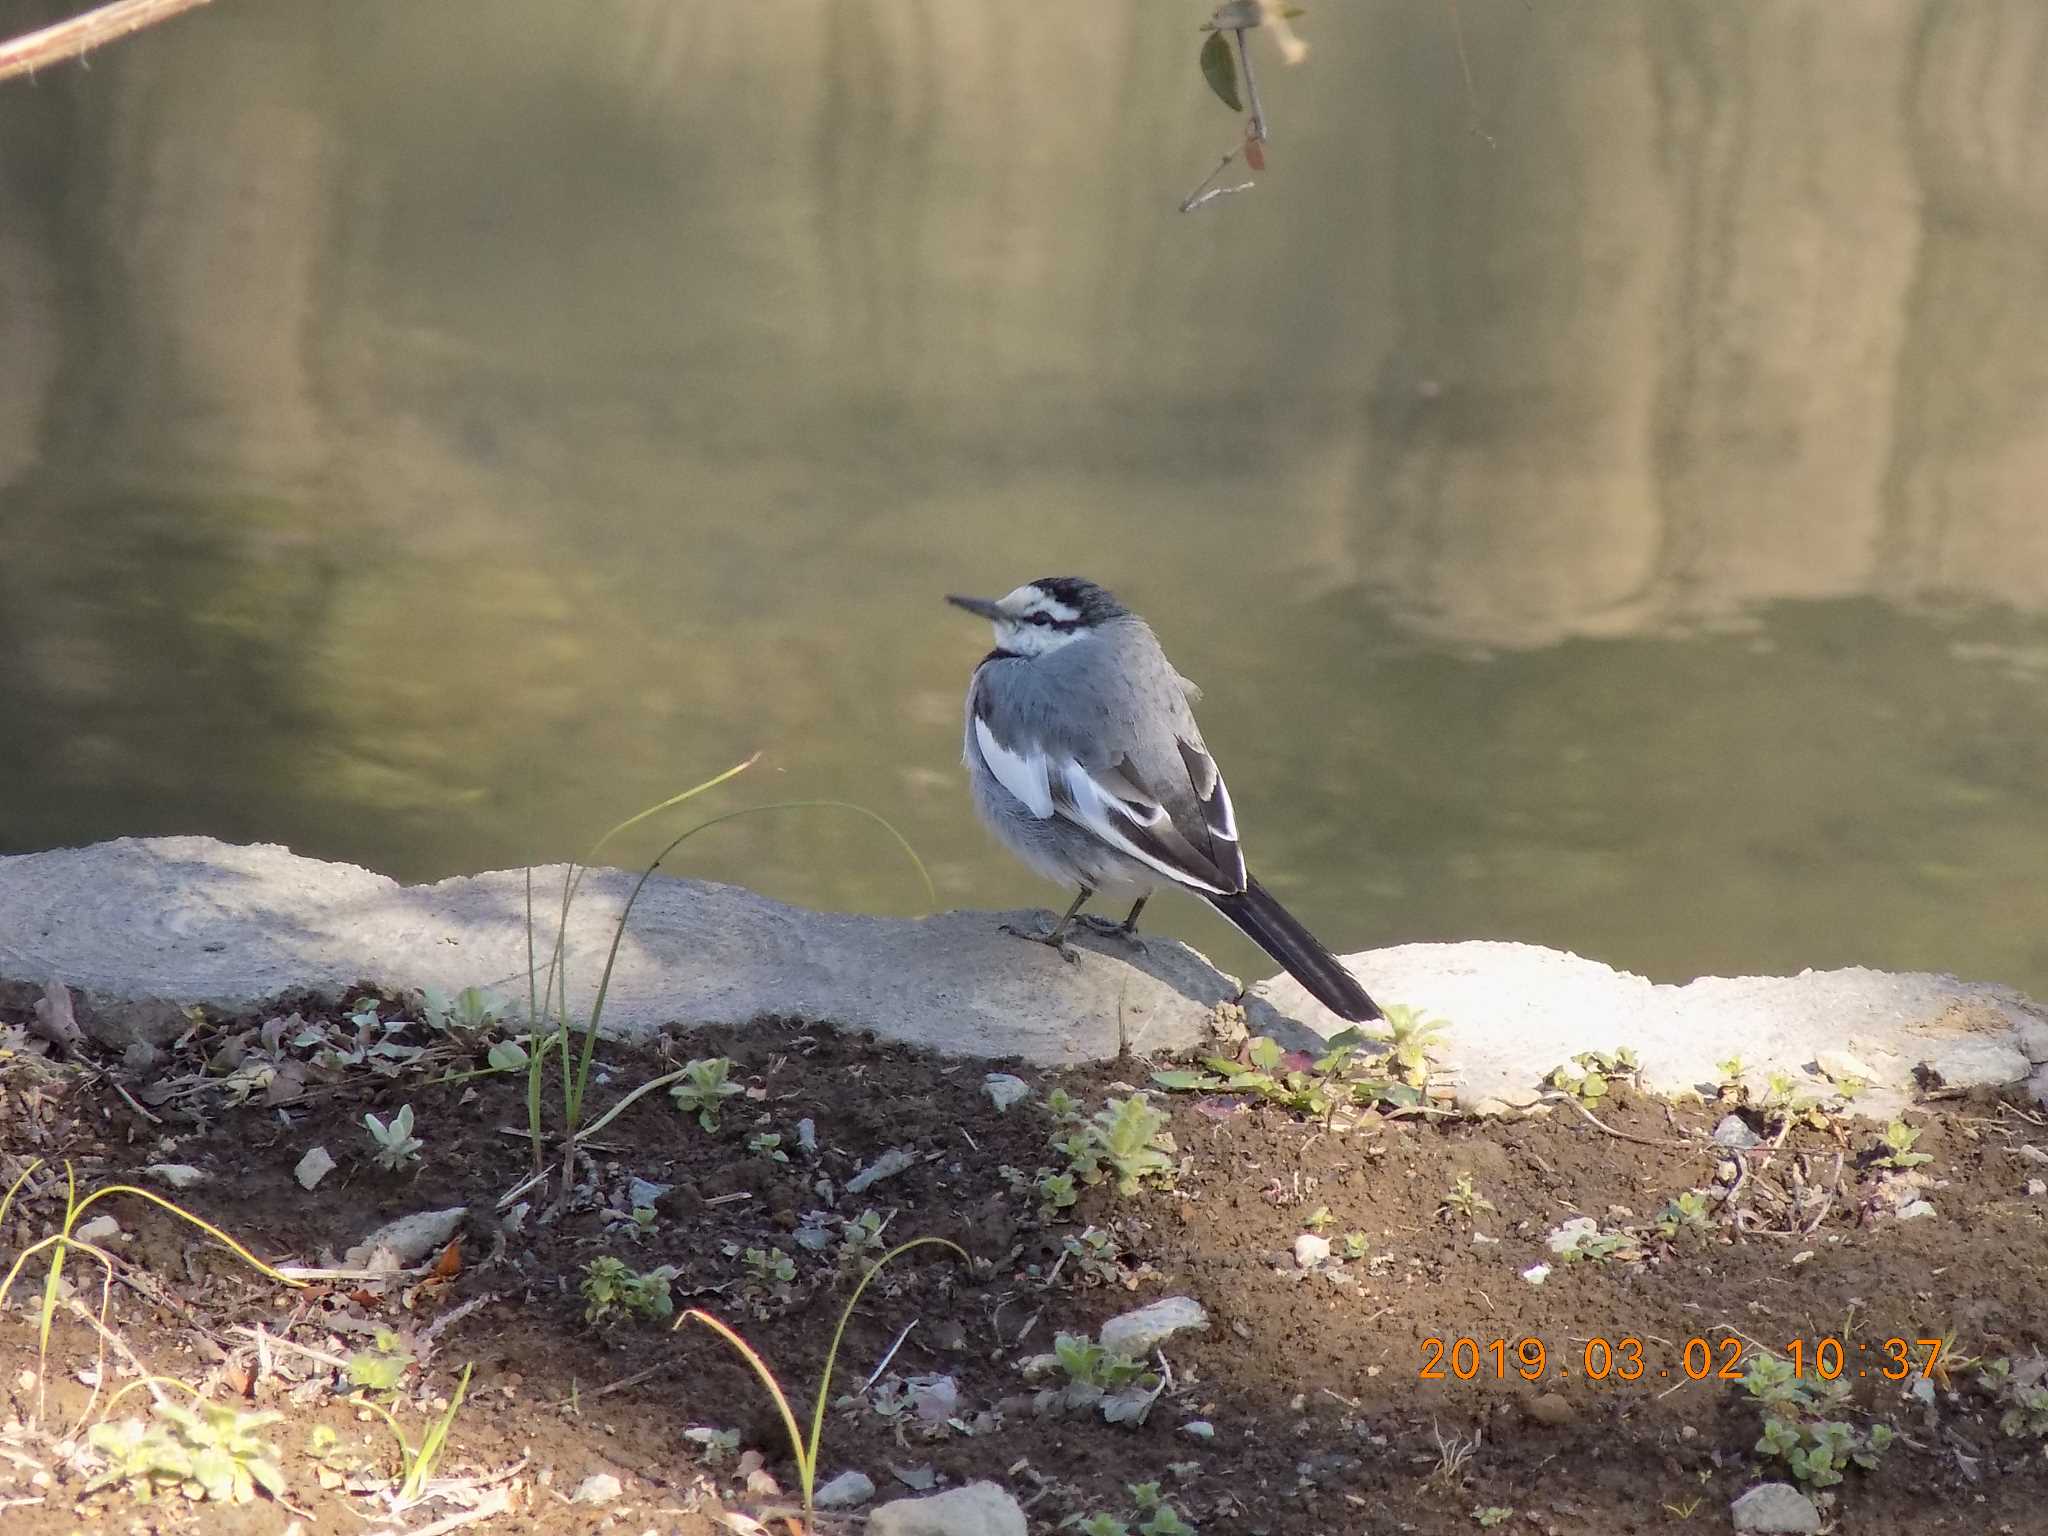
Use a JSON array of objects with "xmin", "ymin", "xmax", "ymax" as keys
[{"xmin": 990, "ymin": 583, "xmax": 1088, "ymax": 657}]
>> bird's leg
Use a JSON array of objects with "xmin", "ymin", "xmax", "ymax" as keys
[
  {"xmin": 1079, "ymin": 894, "xmax": 1149, "ymax": 947},
  {"xmin": 1003, "ymin": 887, "xmax": 1092, "ymax": 963}
]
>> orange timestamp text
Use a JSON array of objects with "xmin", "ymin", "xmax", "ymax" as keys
[{"xmin": 1418, "ymin": 1334, "xmax": 1947, "ymax": 1384}]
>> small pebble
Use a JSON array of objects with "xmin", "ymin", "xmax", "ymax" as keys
[
  {"xmin": 1524, "ymin": 1391, "xmax": 1574, "ymax": 1426},
  {"xmin": 144, "ymin": 1163, "xmax": 208, "ymax": 1190},
  {"xmin": 73, "ymin": 1215, "xmax": 122, "ymax": 1245},
  {"xmin": 1293, "ymin": 1234, "xmax": 1331, "ymax": 1268},
  {"xmin": 814, "ymin": 1469, "xmax": 876, "ymax": 1508},
  {"xmin": 1713, "ymin": 1115, "xmax": 1761, "ymax": 1150}
]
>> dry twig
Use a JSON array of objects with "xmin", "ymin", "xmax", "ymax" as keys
[{"xmin": 0, "ymin": 0, "xmax": 214, "ymax": 85}]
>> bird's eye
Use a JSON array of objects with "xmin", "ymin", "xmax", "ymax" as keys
[{"xmin": 1026, "ymin": 612, "xmax": 1054, "ymax": 626}]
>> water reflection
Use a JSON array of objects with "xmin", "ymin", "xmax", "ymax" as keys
[{"xmin": 2, "ymin": 0, "xmax": 2045, "ymax": 993}]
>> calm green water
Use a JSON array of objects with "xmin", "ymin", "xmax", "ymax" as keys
[{"xmin": 4, "ymin": 1, "xmax": 2048, "ymax": 994}]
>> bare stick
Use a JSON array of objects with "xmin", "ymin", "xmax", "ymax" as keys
[
  {"xmin": 0, "ymin": 0, "xmax": 215, "ymax": 85},
  {"xmin": 859, "ymin": 1317, "xmax": 919, "ymax": 1394},
  {"xmin": 1180, "ymin": 144, "xmax": 1256, "ymax": 213},
  {"xmin": 1233, "ymin": 24, "xmax": 1266, "ymax": 143}
]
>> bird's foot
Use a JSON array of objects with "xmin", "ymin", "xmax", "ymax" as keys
[
  {"xmin": 1077, "ymin": 913, "xmax": 1146, "ymax": 950},
  {"xmin": 1000, "ymin": 921, "xmax": 1081, "ymax": 964}
]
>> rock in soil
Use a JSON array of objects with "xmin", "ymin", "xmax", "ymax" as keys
[
  {"xmin": 1098, "ymin": 1295, "xmax": 1208, "ymax": 1356},
  {"xmin": 869, "ymin": 1480, "xmax": 1027, "ymax": 1536},
  {"xmin": 815, "ymin": 1468, "xmax": 877, "ymax": 1508},
  {"xmin": 1730, "ymin": 1482, "xmax": 1821, "ymax": 1534}
]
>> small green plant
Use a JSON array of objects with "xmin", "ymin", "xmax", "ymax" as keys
[
  {"xmin": 1546, "ymin": 1047, "xmax": 1638, "ymax": 1106},
  {"xmin": 747, "ymin": 1131, "xmax": 789, "ymax": 1163},
  {"xmin": 1129, "ymin": 1479, "xmax": 1197, "ymax": 1534},
  {"xmin": 1976, "ymin": 1357, "xmax": 2048, "ymax": 1440},
  {"xmin": 1059, "ymin": 1225, "xmax": 1129, "ymax": 1287},
  {"xmin": 1339, "ymin": 1230, "xmax": 1369, "ymax": 1261},
  {"xmin": 2001, "ymin": 1384, "xmax": 2048, "ymax": 1440},
  {"xmin": 669, "ymin": 1057, "xmax": 744, "ymax": 1131},
  {"xmin": 1710, "ymin": 1060, "xmax": 1851, "ymax": 1135},
  {"xmin": 345, "ymin": 1328, "xmax": 414, "ymax": 1393},
  {"xmin": 835, "ymin": 1209, "xmax": 887, "ymax": 1277},
  {"xmin": 362, "ymin": 1103, "xmax": 423, "ymax": 1170},
  {"xmin": 742, "ymin": 1246, "xmax": 796, "ymax": 1295},
  {"xmin": 1152, "ymin": 1027, "xmax": 1424, "ymax": 1118},
  {"xmin": 350, "ymin": 1363, "xmax": 474, "ymax": 1506},
  {"xmin": 1071, "ymin": 1481, "xmax": 1199, "ymax": 1535},
  {"xmin": 1440, "ymin": 1173, "xmax": 1496, "ymax": 1223},
  {"xmin": 1472, "ymin": 1509, "xmax": 1514, "ymax": 1530},
  {"xmin": 1054, "ymin": 1095, "xmax": 1177, "ymax": 1197},
  {"xmin": 1040, "ymin": 1332, "xmax": 1162, "ymax": 1424},
  {"xmin": 580, "ymin": 1255, "xmax": 676, "ymax": 1325},
  {"xmin": 1757, "ymin": 1072, "xmax": 1835, "ymax": 1132},
  {"xmin": 88, "ymin": 1399, "xmax": 287, "ymax": 1505},
  {"xmin": 1382, "ymin": 1004, "xmax": 1447, "ymax": 1088},
  {"xmin": 683, "ymin": 1424, "xmax": 742, "ymax": 1464},
  {"xmin": 1044, "ymin": 1086, "xmax": 1085, "ymax": 1125},
  {"xmin": 1038, "ymin": 1168, "xmax": 1080, "ymax": 1218},
  {"xmin": 1003, "ymin": 1162, "xmax": 1083, "ymax": 1222},
  {"xmin": 1548, "ymin": 1217, "xmax": 1639, "ymax": 1264},
  {"xmin": 1561, "ymin": 1230, "xmax": 1632, "ymax": 1262},
  {"xmin": 1302, "ymin": 1204, "xmax": 1334, "ymax": 1232},
  {"xmin": 1872, "ymin": 1119, "xmax": 1933, "ymax": 1170},
  {"xmin": 1741, "ymin": 1353, "xmax": 1893, "ymax": 1488},
  {"xmin": 678, "ymin": 1236, "xmax": 965, "ymax": 1527},
  {"xmin": 422, "ymin": 985, "xmax": 506, "ymax": 1034},
  {"xmin": 1654, "ymin": 1190, "xmax": 1713, "ymax": 1238}
]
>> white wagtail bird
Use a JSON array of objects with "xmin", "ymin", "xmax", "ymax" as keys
[{"xmin": 947, "ymin": 576, "xmax": 1381, "ymax": 1023}]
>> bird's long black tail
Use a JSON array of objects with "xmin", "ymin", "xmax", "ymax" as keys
[{"xmin": 1205, "ymin": 874, "xmax": 1381, "ymax": 1022}]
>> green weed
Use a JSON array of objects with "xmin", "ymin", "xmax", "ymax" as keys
[
  {"xmin": 677, "ymin": 1236, "xmax": 965, "ymax": 1525},
  {"xmin": 668, "ymin": 1056, "xmax": 744, "ymax": 1131},
  {"xmin": 1053, "ymin": 1095, "xmax": 1177, "ymax": 1197},
  {"xmin": 580, "ymin": 1255, "xmax": 676, "ymax": 1325},
  {"xmin": 87, "ymin": 1399, "xmax": 286, "ymax": 1505}
]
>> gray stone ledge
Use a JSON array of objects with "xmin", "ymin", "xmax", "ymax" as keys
[{"xmin": 2, "ymin": 838, "xmax": 2043, "ymax": 1116}]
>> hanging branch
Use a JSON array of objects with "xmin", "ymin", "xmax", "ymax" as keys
[
  {"xmin": 1180, "ymin": 1, "xmax": 1309, "ymax": 214},
  {"xmin": 0, "ymin": 0, "xmax": 216, "ymax": 86}
]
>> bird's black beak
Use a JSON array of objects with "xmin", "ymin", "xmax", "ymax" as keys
[{"xmin": 946, "ymin": 594, "xmax": 1003, "ymax": 621}]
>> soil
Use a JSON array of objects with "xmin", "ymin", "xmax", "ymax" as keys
[{"xmin": 1, "ymin": 990, "xmax": 2045, "ymax": 1535}]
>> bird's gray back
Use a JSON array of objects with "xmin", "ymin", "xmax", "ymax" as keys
[{"xmin": 972, "ymin": 617, "xmax": 1203, "ymax": 769}]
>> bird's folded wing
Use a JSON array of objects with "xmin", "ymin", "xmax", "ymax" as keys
[
  {"xmin": 973, "ymin": 716, "xmax": 1055, "ymax": 816},
  {"xmin": 973, "ymin": 714, "xmax": 1245, "ymax": 895}
]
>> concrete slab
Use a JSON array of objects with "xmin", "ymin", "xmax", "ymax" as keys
[
  {"xmin": 2, "ymin": 838, "xmax": 2044, "ymax": 1116},
  {"xmin": 1251, "ymin": 940, "xmax": 2048, "ymax": 1117},
  {"xmin": 0, "ymin": 837, "xmax": 1239, "ymax": 1064}
]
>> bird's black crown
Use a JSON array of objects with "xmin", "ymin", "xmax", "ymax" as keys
[{"xmin": 1030, "ymin": 576, "xmax": 1130, "ymax": 624}]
